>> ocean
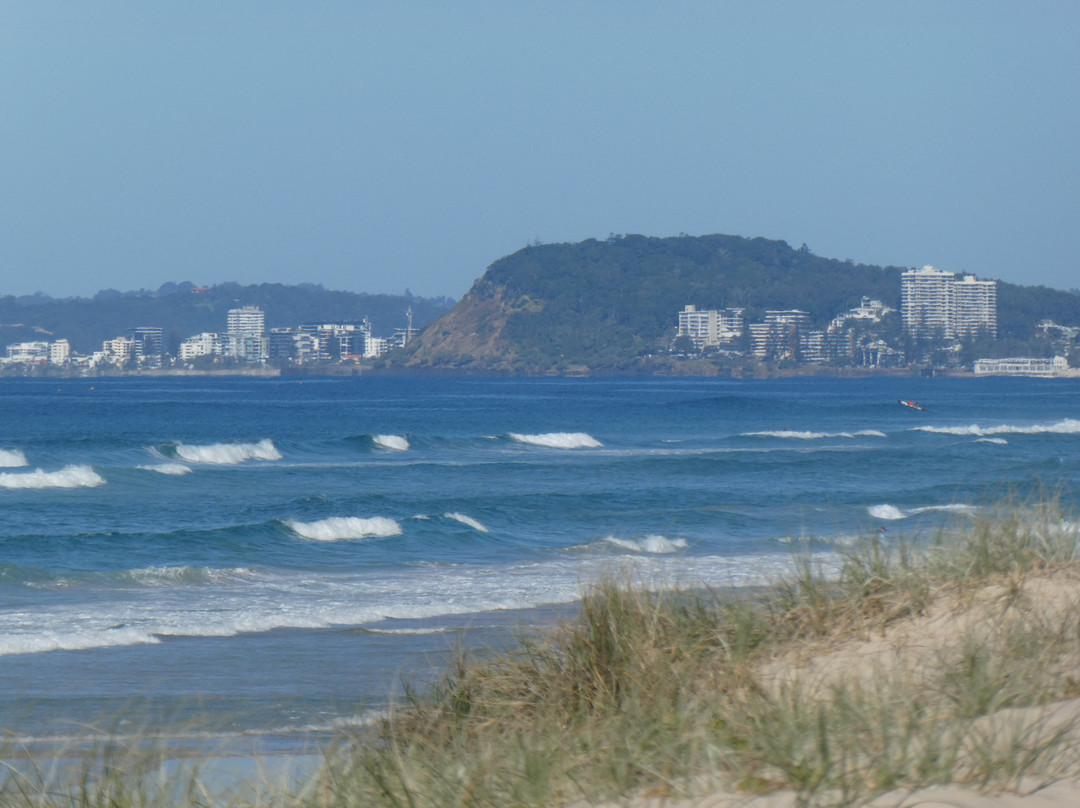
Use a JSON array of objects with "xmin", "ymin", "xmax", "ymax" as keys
[{"xmin": 0, "ymin": 375, "xmax": 1076, "ymax": 758}]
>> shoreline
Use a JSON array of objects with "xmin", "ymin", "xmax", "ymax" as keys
[{"xmin": 4, "ymin": 365, "xmax": 1078, "ymax": 380}]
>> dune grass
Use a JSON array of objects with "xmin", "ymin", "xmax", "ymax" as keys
[{"xmin": 6, "ymin": 500, "xmax": 1080, "ymax": 807}]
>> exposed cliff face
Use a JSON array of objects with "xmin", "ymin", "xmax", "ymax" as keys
[{"xmin": 403, "ymin": 287, "xmax": 519, "ymax": 368}]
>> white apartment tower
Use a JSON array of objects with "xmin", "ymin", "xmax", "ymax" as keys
[
  {"xmin": 952, "ymin": 275, "xmax": 997, "ymax": 338},
  {"xmin": 227, "ymin": 305, "xmax": 265, "ymax": 338},
  {"xmin": 901, "ymin": 266, "xmax": 954, "ymax": 339},
  {"xmin": 227, "ymin": 305, "xmax": 268, "ymax": 361},
  {"xmin": 901, "ymin": 266, "xmax": 996, "ymax": 340}
]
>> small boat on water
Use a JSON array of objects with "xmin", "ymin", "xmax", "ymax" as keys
[{"xmin": 898, "ymin": 399, "xmax": 925, "ymax": 411}]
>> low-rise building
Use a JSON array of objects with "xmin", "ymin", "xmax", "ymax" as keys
[
  {"xmin": 749, "ymin": 310, "xmax": 812, "ymax": 362},
  {"xmin": 102, "ymin": 336, "xmax": 135, "ymax": 365},
  {"xmin": 179, "ymin": 332, "xmax": 223, "ymax": 361},
  {"xmin": 6, "ymin": 341, "xmax": 50, "ymax": 364},
  {"xmin": 677, "ymin": 305, "xmax": 745, "ymax": 350},
  {"xmin": 973, "ymin": 356, "xmax": 1069, "ymax": 377}
]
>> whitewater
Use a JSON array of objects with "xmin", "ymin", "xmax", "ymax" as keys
[{"xmin": 0, "ymin": 374, "xmax": 1076, "ymax": 756}]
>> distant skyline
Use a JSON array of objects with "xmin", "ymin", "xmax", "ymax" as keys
[{"xmin": 3, "ymin": 2, "xmax": 1078, "ymax": 300}]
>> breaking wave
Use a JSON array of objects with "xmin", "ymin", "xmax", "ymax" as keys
[
  {"xmin": 373, "ymin": 434, "xmax": 410, "ymax": 451},
  {"xmin": 138, "ymin": 463, "xmax": 193, "ymax": 475},
  {"xmin": 509, "ymin": 432, "xmax": 603, "ymax": 449},
  {"xmin": 0, "ymin": 449, "xmax": 28, "ymax": 468},
  {"xmin": 175, "ymin": 439, "xmax": 282, "ymax": 465},
  {"xmin": 744, "ymin": 430, "xmax": 887, "ymax": 440},
  {"xmin": 867, "ymin": 504, "xmax": 906, "ymax": 521},
  {"xmin": 111, "ymin": 565, "xmax": 259, "ymax": 587},
  {"xmin": 913, "ymin": 419, "xmax": 1080, "ymax": 437},
  {"xmin": 604, "ymin": 535, "xmax": 688, "ymax": 554},
  {"xmin": 0, "ymin": 465, "xmax": 104, "ymax": 490},
  {"xmin": 286, "ymin": 516, "xmax": 403, "ymax": 541},
  {"xmin": 869, "ymin": 503, "xmax": 976, "ymax": 521},
  {"xmin": 443, "ymin": 513, "xmax": 489, "ymax": 532}
]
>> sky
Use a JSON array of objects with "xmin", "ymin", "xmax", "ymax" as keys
[{"xmin": 3, "ymin": 2, "xmax": 1078, "ymax": 300}]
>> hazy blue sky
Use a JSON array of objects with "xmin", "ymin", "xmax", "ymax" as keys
[{"xmin": 3, "ymin": 2, "xmax": 1078, "ymax": 299}]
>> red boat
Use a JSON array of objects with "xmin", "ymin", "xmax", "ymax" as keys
[{"xmin": 898, "ymin": 399, "xmax": 925, "ymax": 411}]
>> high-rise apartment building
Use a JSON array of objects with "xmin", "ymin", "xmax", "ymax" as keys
[
  {"xmin": 952, "ymin": 275, "xmax": 997, "ymax": 338},
  {"xmin": 226, "ymin": 306, "xmax": 267, "ymax": 361},
  {"xmin": 901, "ymin": 266, "xmax": 954, "ymax": 338},
  {"xmin": 901, "ymin": 266, "xmax": 996, "ymax": 339}
]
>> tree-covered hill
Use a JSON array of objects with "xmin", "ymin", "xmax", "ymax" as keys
[
  {"xmin": 397, "ymin": 233, "xmax": 1080, "ymax": 374},
  {"xmin": 0, "ymin": 283, "xmax": 455, "ymax": 355}
]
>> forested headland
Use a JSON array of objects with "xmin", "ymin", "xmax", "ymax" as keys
[{"xmin": 394, "ymin": 234, "xmax": 1080, "ymax": 375}]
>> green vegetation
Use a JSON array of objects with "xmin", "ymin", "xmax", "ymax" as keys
[
  {"xmin": 399, "ymin": 234, "xmax": 1080, "ymax": 374},
  {"xmin": 0, "ymin": 283, "xmax": 454, "ymax": 355},
  {"xmin": 7, "ymin": 501, "xmax": 1080, "ymax": 806}
]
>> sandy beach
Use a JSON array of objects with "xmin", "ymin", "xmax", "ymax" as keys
[{"xmin": 589, "ymin": 565, "xmax": 1080, "ymax": 808}]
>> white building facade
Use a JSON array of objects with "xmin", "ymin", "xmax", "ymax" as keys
[
  {"xmin": 226, "ymin": 306, "xmax": 268, "ymax": 362},
  {"xmin": 902, "ymin": 266, "xmax": 996, "ymax": 340},
  {"xmin": 952, "ymin": 275, "xmax": 997, "ymax": 338},
  {"xmin": 901, "ymin": 266, "xmax": 955, "ymax": 338},
  {"xmin": 677, "ymin": 305, "xmax": 745, "ymax": 350},
  {"xmin": 974, "ymin": 356, "xmax": 1068, "ymax": 377}
]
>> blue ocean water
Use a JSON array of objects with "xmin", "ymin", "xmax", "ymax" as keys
[{"xmin": 0, "ymin": 375, "xmax": 1076, "ymax": 755}]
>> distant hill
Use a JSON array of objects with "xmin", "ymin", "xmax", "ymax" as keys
[
  {"xmin": 0, "ymin": 283, "xmax": 456, "ymax": 355},
  {"xmin": 396, "ymin": 233, "xmax": 1080, "ymax": 374}
]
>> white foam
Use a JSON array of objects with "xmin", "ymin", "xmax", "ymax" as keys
[
  {"xmin": 909, "ymin": 504, "xmax": 977, "ymax": 516},
  {"xmin": 0, "ymin": 627, "xmax": 161, "ymax": 655},
  {"xmin": 868, "ymin": 504, "xmax": 906, "ymax": 520},
  {"xmin": 138, "ymin": 463, "xmax": 193, "ymax": 475},
  {"xmin": 975, "ymin": 437, "xmax": 1009, "ymax": 445},
  {"xmin": 175, "ymin": 439, "xmax": 282, "ymax": 464},
  {"xmin": 0, "ymin": 465, "xmax": 104, "ymax": 490},
  {"xmin": 443, "ymin": 513, "xmax": 489, "ymax": 532},
  {"xmin": 117, "ymin": 565, "xmax": 260, "ymax": 587},
  {"xmin": 604, "ymin": 535, "xmax": 688, "ymax": 554},
  {"xmin": 913, "ymin": 418, "xmax": 1080, "ymax": 437},
  {"xmin": 0, "ymin": 449, "xmax": 28, "ymax": 468},
  {"xmin": 777, "ymin": 532, "xmax": 864, "ymax": 547},
  {"xmin": 286, "ymin": 516, "xmax": 403, "ymax": 541},
  {"xmin": 0, "ymin": 551, "xmax": 843, "ymax": 657},
  {"xmin": 744, "ymin": 429, "xmax": 887, "ymax": 440},
  {"xmin": 868, "ymin": 503, "xmax": 976, "ymax": 521},
  {"xmin": 362, "ymin": 627, "xmax": 454, "ymax": 636},
  {"xmin": 373, "ymin": 434, "xmax": 410, "ymax": 451},
  {"xmin": 509, "ymin": 432, "xmax": 603, "ymax": 449}
]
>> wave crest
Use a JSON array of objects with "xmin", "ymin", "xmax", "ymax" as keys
[
  {"xmin": 175, "ymin": 439, "xmax": 282, "ymax": 465},
  {"xmin": 913, "ymin": 418, "xmax": 1080, "ymax": 437},
  {"xmin": 604, "ymin": 535, "xmax": 688, "ymax": 554},
  {"xmin": 509, "ymin": 432, "xmax": 602, "ymax": 449},
  {"xmin": 869, "ymin": 503, "xmax": 976, "ymax": 521},
  {"xmin": 138, "ymin": 463, "xmax": 192, "ymax": 475},
  {"xmin": 373, "ymin": 434, "xmax": 410, "ymax": 451},
  {"xmin": 867, "ymin": 504, "xmax": 906, "ymax": 520},
  {"xmin": 0, "ymin": 465, "xmax": 105, "ymax": 490},
  {"xmin": 443, "ymin": 512, "xmax": 489, "ymax": 532},
  {"xmin": 0, "ymin": 449, "xmax": 28, "ymax": 468},
  {"xmin": 744, "ymin": 429, "xmax": 886, "ymax": 440},
  {"xmin": 286, "ymin": 516, "xmax": 402, "ymax": 541}
]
